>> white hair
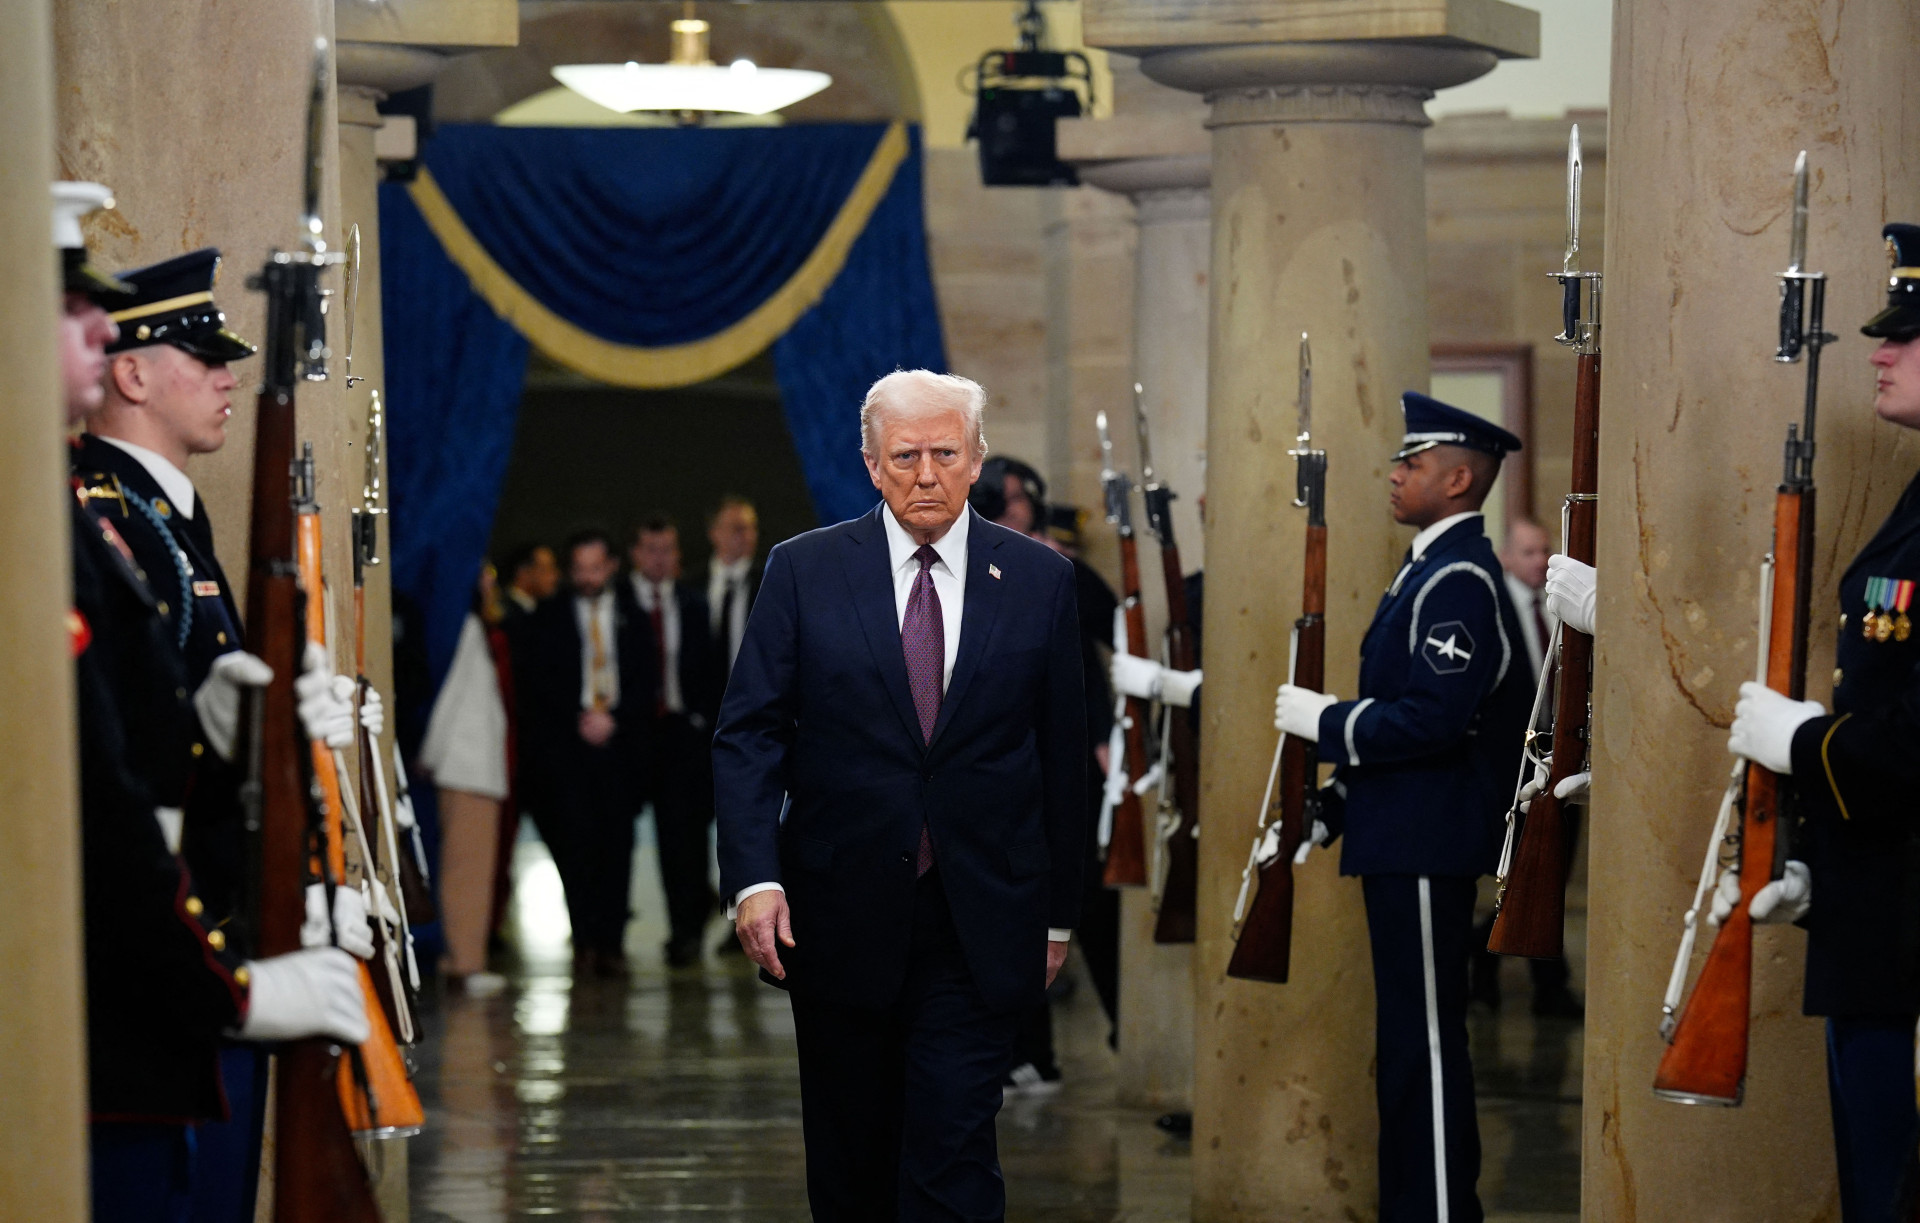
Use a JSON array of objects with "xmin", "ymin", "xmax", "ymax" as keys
[{"xmin": 859, "ymin": 369, "xmax": 989, "ymax": 460}]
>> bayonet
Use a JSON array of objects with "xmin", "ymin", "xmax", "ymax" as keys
[
  {"xmin": 1786, "ymin": 149, "xmax": 1809, "ymax": 275},
  {"xmin": 1096, "ymin": 407, "xmax": 1132, "ymax": 532},
  {"xmin": 1134, "ymin": 383, "xmax": 1177, "ymax": 546},
  {"xmin": 1552, "ymin": 124, "xmax": 1601, "ymax": 354},
  {"xmin": 343, "ymin": 224, "xmax": 362, "ymax": 388},
  {"xmin": 1287, "ymin": 334, "xmax": 1325, "ymax": 520},
  {"xmin": 1133, "ymin": 382, "xmax": 1158, "ymax": 490}
]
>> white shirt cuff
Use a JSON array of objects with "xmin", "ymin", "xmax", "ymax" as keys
[
  {"xmin": 729, "ymin": 882, "xmax": 784, "ymax": 920},
  {"xmin": 1047, "ymin": 928, "xmax": 1071, "ymax": 943}
]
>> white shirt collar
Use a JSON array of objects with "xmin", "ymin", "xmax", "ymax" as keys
[
  {"xmin": 881, "ymin": 503, "xmax": 970, "ymax": 582},
  {"xmin": 713, "ymin": 555, "xmax": 752, "ymax": 582},
  {"xmin": 1409, "ymin": 511, "xmax": 1482, "ymax": 562},
  {"xmin": 99, "ymin": 435, "xmax": 196, "ymax": 521}
]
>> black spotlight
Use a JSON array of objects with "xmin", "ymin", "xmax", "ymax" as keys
[{"xmin": 966, "ymin": 1, "xmax": 1092, "ymax": 188}]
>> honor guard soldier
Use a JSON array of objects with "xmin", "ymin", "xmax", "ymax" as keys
[
  {"xmin": 54, "ymin": 188, "xmax": 368, "ymax": 1223},
  {"xmin": 1722, "ymin": 223, "xmax": 1920, "ymax": 1223},
  {"xmin": 75, "ymin": 246, "xmax": 382, "ymax": 1223},
  {"xmin": 1274, "ymin": 393, "xmax": 1531, "ymax": 1223}
]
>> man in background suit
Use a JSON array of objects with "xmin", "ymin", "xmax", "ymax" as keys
[
  {"xmin": 706, "ymin": 495, "xmax": 761, "ymax": 693},
  {"xmin": 716, "ymin": 369, "xmax": 1086, "ymax": 1220},
  {"xmin": 524, "ymin": 530, "xmax": 653, "ymax": 977},
  {"xmin": 627, "ymin": 517, "xmax": 720, "ymax": 968},
  {"xmin": 1501, "ymin": 518, "xmax": 1554, "ymax": 677}
]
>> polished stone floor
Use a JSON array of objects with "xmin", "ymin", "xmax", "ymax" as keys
[{"xmin": 409, "ymin": 830, "xmax": 1583, "ymax": 1222}]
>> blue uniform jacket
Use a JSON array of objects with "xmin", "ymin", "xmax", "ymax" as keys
[
  {"xmin": 1789, "ymin": 467, "xmax": 1920, "ymax": 1018},
  {"xmin": 1316, "ymin": 515, "xmax": 1531, "ymax": 877}
]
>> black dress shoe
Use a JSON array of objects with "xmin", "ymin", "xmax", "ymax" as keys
[
  {"xmin": 1469, "ymin": 948, "xmax": 1502, "ymax": 1009},
  {"xmin": 665, "ymin": 937, "xmax": 702, "ymax": 969}
]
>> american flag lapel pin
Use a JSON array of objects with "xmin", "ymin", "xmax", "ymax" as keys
[{"xmin": 989, "ymin": 564, "xmax": 1002, "ymax": 580}]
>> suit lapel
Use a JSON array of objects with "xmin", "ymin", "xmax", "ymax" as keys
[
  {"xmin": 843, "ymin": 506, "xmax": 925, "ymax": 750},
  {"xmin": 929, "ymin": 514, "xmax": 1005, "ymax": 749}
]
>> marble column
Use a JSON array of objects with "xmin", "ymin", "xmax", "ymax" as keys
[
  {"xmin": 1083, "ymin": 2, "xmax": 1535, "ymax": 1212},
  {"xmin": 1585, "ymin": 1, "xmax": 1920, "ymax": 1217},
  {"xmin": 0, "ymin": 0, "xmax": 89, "ymax": 1217},
  {"xmin": 1070, "ymin": 151, "xmax": 1213, "ymax": 1114}
]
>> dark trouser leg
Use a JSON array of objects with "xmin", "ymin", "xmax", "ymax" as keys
[
  {"xmin": 1826, "ymin": 1016, "xmax": 1920, "ymax": 1223},
  {"xmin": 186, "ymin": 1045, "xmax": 267, "ymax": 1223},
  {"xmin": 1075, "ymin": 868, "xmax": 1121, "ymax": 1034},
  {"xmin": 529, "ymin": 800, "xmax": 591, "ymax": 947},
  {"xmin": 897, "ymin": 871, "xmax": 1021, "ymax": 1223},
  {"xmin": 1006, "ymin": 1000, "xmax": 1056, "ymax": 1076},
  {"xmin": 1363, "ymin": 874, "xmax": 1484, "ymax": 1223},
  {"xmin": 790, "ymin": 990, "xmax": 906, "ymax": 1222},
  {"xmin": 579, "ymin": 749, "xmax": 636, "ymax": 957},
  {"xmin": 652, "ymin": 716, "xmax": 717, "ymax": 948},
  {"xmin": 91, "ymin": 1122, "xmax": 194, "ymax": 1223}
]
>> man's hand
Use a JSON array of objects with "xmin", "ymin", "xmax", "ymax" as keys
[
  {"xmin": 1707, "ymin": 860, "xmax": 1811, "ymax": 928},
  {"xmin": 579, "ymin": 708, "xmax": 616, "ymax": 747},
  {"xmin": 1728, "ymin": 681, "xmax": 1824, "ymax": 775},
  {"xmin": 1544, "ymin": 555, "xmax": 1598, "ymax": 636},
  {"xmin": 735, "ymin": 889, "xmax": 794, "ymax": 980},
  {"xmin": 1110, "ymin": 653, "xmax": 1164, "ymax": 701},
  {"xmin": 1045, "ymin": 939, "xmax": 1069, "ymax": 988},
  {"xmin": 294, "ymin": 643, "xmax": 354, "ymax": 749},
  {"xmin": 193, "ymin": 651, "xmax": 275, "ymax": 761}
]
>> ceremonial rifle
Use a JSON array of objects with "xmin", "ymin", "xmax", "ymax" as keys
[
  {"xmin": 1139, "ymin": 402, "xmax": 1200, "ymax": 944},
  {"xmin": 1227, "ymin": 335, "xmax": 1325, "ymax": 983},
  {"xmin": 1488, "ymin": 124, "xmax": 1602, "ymax": 959},
  {"xmin": 240, "ymin": 40, "xmax": 386, "ymax": 1223},
  {"xmin": 1096, "ymin": 399, "xmax": 1151, "ymax": 887},
  {"xmin": 1654, "ymin": 151, "xmax": 1831, "ymax": 1106}
]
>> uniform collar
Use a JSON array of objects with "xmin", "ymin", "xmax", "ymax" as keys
[
  {"xmin": 882, "ymin": 502, "xmax": 970, "ymax": 583},
  {"xmin": 1409, "ymin": 511, "xmax": 1483, "ymax": 562},
  {"xmin": 97, "ymin": 435, "xmax": 197, "ymax": 520}
]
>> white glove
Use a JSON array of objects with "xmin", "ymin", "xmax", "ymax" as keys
[
  {"xmin": 192, "ymin": 652, "xmax": 274, "ymax": 761},
  {"xmin": 1519, "ymin": 762, "xmax": 1591, "ymax": 807},
  {"xmin": 295, "ymin": 643, "xmax": 354, "ymax": 749},
  {"xmin": 1292, "ymin": 819, "xmax": 1331, "ymax": 866},
  {"xmin": 238, "ymin": 947, "xmax": 369, "ymax": 1045},
  {"xmin": 1273, "ymin": 684, "xmax": 1337, "ymax": 742},
  {"xmin": 1727, "ymin": 681, "xmax": 1824, "ymax": 775},
  {"xmin": 301, "ymin": 882, "xmax": 375, "ymax": 960},
  {"xmin": 1517, "ymin": 761, "xmax": 1550, "ymax": 805},
  {"xmin": 1160, "ymin": 668, "xmax": 1203, "ymax": 708},
  {"xmin": 359, "ymin": 675, "xmax": 384, "ymax": 733},
  {"xmin": 1110, "ymin": 653, "xmax": 1163, "ymax": 701},
  {"xmin": 1708, "ymin": 860, "xmax": 1811, "ymax": 928},
  {"xmin": 1544, "ymin": 555, "xmax": 1597, "ymax": 636}
]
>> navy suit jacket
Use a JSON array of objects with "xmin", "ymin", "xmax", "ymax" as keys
[
  {"xmin": 1316, "ymin": 515, "xmax": 1531, "ymax": 878},
  {"xmin": 714, "ymin": 504, "xmax": 1087, "ymax": 1012}
]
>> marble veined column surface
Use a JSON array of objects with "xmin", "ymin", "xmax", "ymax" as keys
[{"xmin": 1586, "ymin": 1, "xmax": 1920, "ymax": 1217}]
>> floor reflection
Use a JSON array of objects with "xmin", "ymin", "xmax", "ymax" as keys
[{"xmin": 409, "ymin": 832, "xmax": 1583, "ymax": 1221}]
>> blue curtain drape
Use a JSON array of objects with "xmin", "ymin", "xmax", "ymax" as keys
[{"xmin": 381, "ymin": 121, "xmax": 945, "ymax": 696}]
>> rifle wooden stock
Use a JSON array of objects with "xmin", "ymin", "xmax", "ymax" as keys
[
  {"xmin": 1654, "ymin": 487, "xmax": 1804, "ymax": 1105},
  {"xmin": 244, "ymin": 386, "xmax": 383, "ymax": 1223},
  {"xmin": 1227, "ymin": 523, "xmax": 1326, "ymax": 983},
  {"xmin": 1103, "ymin": 534, "xmax": 1151, "ymax": 888},
  {"xmin": 296, "ymin": 510, "xmax": 424, "ymax": 1136},
  {"xmin": 1152, "ymin": 542, "xmax": 1201, "ymax": 945},
  {"xmin": 1489, "ymin": 349, "xmax": 1601, "ymax": 959}
]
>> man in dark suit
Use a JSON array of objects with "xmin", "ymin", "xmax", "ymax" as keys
[
  {"xmin": 715, "ymin": 369, "xmax": 1086, "ymax": 1221},
  {"xmin": 705, "ymin": 495, "xmax": 762, "ymax": 695},
  {"xmin": 523, "ymin": 529, "xmax": 653, "ymax": 977},
  {"xmin": 1276, "ymin": 393, "xmax": 1532, "ymax": 1222},
  {"xmin": 625, "ymin": 517, "xmax": 720, "ymax": 968}
]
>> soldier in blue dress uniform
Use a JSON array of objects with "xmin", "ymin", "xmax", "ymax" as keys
[
  {"xmin": 1723, "ymin": 222, "xmax": 1920, "ymax": 1223},
  {"xmin": 1274, "ymin": 392, "xmax": 1531, "ymax": 1223}
]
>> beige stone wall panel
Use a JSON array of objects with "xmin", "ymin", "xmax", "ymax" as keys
[{"xmin": 1585, "ymin": 1, "xmax": 1920, "ymax": 1219}]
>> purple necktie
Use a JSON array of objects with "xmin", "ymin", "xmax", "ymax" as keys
[{"xmin": 902, "ymin": 544, "xmax": 944, "ymax": 875}]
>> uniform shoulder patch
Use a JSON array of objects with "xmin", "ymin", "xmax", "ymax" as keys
[{"xmin": 1421, "ymin": 620, "xmax": 1476, "ymax": 674}]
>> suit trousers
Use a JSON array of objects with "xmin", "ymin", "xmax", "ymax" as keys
[
  {"xmin": 91, "ymin": 1122, "xmax": 193, "ymax": 1223},
  {"xmin": 788, "ymin": 869, "xmax": 1022, "ymax": 1222},
  {"xmin": 186, "ymin": 1045, "xmax": 267, "ymax": 1223},
  {"xmin": 1364, "ymin": 874, "xmax": 1483, "ymax": 1223},
  {"xmin": 536, "ymin": 742, "xmax": 635, "ymax": 958},
  {"xmin": 1826, "ymin": 1017, "xmax": 1920, "ymax": 1223},
  {"xmin": 648, "ymin": 713, "xmax": 718, "ymax": 948}
]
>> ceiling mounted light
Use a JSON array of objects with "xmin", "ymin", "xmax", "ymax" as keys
[{"xmin": 552, "ymin": 5, "xmax": 830, "ymax": 120}]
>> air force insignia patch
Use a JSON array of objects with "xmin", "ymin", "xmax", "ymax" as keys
[{"xmin": 1422, "ymin": 621, "xmax": 1476, "ymax": 674}]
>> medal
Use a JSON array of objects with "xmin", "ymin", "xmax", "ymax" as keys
[
  {"xmin": 1876, "ymin": 613, "xmax": 1895, "ymax": 642},
  {"xmin": 1862, "ymin": 576, "xmax": 1914, "ymax": 643}
]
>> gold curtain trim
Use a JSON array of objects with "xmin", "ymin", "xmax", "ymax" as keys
[{"xmin": 407, "ymin": 121, "xmax": 910, "ymax": 390}]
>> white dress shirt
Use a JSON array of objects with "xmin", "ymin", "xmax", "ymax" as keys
[
  {"xmin": 708, "ymin": 555, "xmax": 754, "ymax": 668},
  {"xmin": 507, "ymin": 588, "xmax": 537, "ymax": 616},
  {"xmin": 735, "ymin": 507, "xmax": 1068, "ymax": 942},
  {"xmin": 1387, "ymin": 511, "xmax": 1484, "ymax": 596},
  {"xmin": 574, "ymin": 590, "xmax": 620, "ymax": 712},
  {"xmin": 100, "ymin": 435, "xmax": 197, "ymax": 520},
  {"xmin": 632, "ymin": 573, "xmax": 685, "ymax": 714}
]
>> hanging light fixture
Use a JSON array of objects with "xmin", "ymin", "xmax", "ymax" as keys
[{"xmin": 552, "ymin": 3, "xmax": 831, "ymax": 120}]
